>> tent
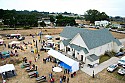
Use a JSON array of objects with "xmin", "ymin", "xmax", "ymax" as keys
[
  {"xmin": 10, "ymin": 34, "xmax": 21, "ymax": 37},
  {"xmin": 0, "ymin": 64, "xmax": 15, "ymax": 73},
  {"xmin": 0, "ymin": 39, "xmax": 4, "ymax": 45},
  {"xmin": 9, "ymin": 41, "xmax": 20, "ymax": 45},
  {"xmin": 44, "ymin": 35, "xmax": 53, "ymax": 39},
  {"xmin": 0, "ymin": 64, "xmax": 16, "ymax": 79},
  {"xmin": 48, "ymin": 49, "xmax": 79, "ymax": 72}
]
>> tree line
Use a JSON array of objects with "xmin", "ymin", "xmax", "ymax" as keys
[{"xmin": 0, "ymin": 9, "xmax": 111, "ymax": 28}]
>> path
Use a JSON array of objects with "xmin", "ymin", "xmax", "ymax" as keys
[{"xmin": 81, "ymin": 57, "xmax": 119, "ymax": 76}]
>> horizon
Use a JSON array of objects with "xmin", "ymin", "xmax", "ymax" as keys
[{"xmin": 0, "ymin": 0, "xmax": 125, "ymax": 17}]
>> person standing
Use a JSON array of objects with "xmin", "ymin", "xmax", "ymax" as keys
[
  {"xmin": 60, "ymin": 77, "xmax": 62, "ymax": 83},
  {"xmin": 4, "ymin": 44, "xmax": 6, "ymax": 48},
  {"xmin": 29, "ymin": 60, "xmax": 32, "ymax": 65},
  {"xmin": 3, "ymin": 79, "xmax": 6, "ymax": 83},
  {"xmin": 36, "ymin": 65, "xmax": 38, "ymax": 71},
  {"xmin": 68, "ymin": 69, "xmax": 70, "ymax": 74},
  {"xmin": 67, "ymin": 77, "xmax": 69, "ymax": 83},
  {"xmin": 50, "ymin": 77, "xmax": 54, "ymax": 83},
  {"xmin": 49, "ymin": 73, "xmax": 53, "ymax": 78},
  {"xmin": 38, "ymin": 54, "xmax": 40, "ymax": 59}
]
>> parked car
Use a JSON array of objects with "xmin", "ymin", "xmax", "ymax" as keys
[
  {"xmin": 115, "ymin": 52, "xmax": 124, "ymax": 57},
  {"xmin": 118, "ymin": 56, "xmax": 125, "ymax": 66},
  {"xmin": 18, "ymin": 36, "xmax": 25, "ymax": 41},
  {"xmin": 107, "ymin": 64, "xmax": 118, "ymax": 72},
  {"xmin": 123, "ymin": 64, "xmax": 125, "ymax": 68},
  {"xmin": 118, "ymin": 68, "xmax": 125, "ymax": 75},
  {"xmin": 118, "ymin": 60, "xmax": 125, "ymax": 66}
]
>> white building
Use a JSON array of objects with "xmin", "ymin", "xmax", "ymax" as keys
[
  {"xmin": 95, "ymin": 20, "xmax": 109, "ymax": 27},
  {"xmin": 112, "ymin": 24, "xmax": 122, "ymax": 28},
  {"xmin": 59, "ymin": 27, "xmax": 122, "ymax": 65}
]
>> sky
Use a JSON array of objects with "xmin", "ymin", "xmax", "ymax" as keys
[{"xmin": 0, "ymin": 0, "xmax": 125, "ymax": 17}]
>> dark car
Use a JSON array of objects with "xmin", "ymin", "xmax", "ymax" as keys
[
  {"xmin": 115, "ymin": 52, "xmax": 124, "ymax": 57},
  {"xmin": 18, "ymin": 36, "xmax": 25, "ymax": 41}
]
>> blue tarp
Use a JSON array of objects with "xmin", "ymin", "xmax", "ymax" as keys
[
  {"xmin": 1, "ymin": 51, "xmax": 8, "ymax": 55},
  {"xmin": 2, "ymin": 54, "xmax": 10, "ymax": 58},
  {"xmin": 59, "ymin": 61, "xmax": 72, "ymax": 72}
]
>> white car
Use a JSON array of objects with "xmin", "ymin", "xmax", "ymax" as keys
[
  {"xmin": 118, "ymin": 68, "xmax": 125, "ymax": 75},
  {"xmin": 107, "ymin": 64, "xmax": 118, "ymax": 72},
  {"xmin": 122, "ymin": 64, "xmax": 125, "ymax": 68},
  {"xmin": 118, "ymin": 60, "xmax": 125, "ymax": 66}
]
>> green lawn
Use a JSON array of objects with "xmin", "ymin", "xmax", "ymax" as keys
[{"xmin": 99, "ymin": 55, "xmax": 111, "ymax": 63}]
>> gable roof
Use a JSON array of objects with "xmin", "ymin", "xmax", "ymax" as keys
[
  {"xmin": 60, "ymin": 27, "xmax": 122, "ymax": 50},
  {"xmin": 79, "ymin": 29, "xmax": 122, "ymax": 49},
  {"xmin": 60, "ymin": 26, "xmax": 89, "ymax": 39},
  {"xmin": 87, "ymin": 54, "xmax": 99, "ymax": 62},
  {"xmin": 69, "ymin": 44, "xmax": 89, "ymax": 54},
  {"xmin": 62, "ymin": 39, "xmax": 71, "ymax": 46}
]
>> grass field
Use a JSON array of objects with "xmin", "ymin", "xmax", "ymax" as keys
[
  {"xmin": 0, "ymin": 27, "xmax": 125, "ymax": 39},
  {"xmin": 0, "ymin": 27, "xmax": 125, "ymax": 83}
]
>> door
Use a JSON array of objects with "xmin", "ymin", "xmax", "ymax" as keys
[{"xmin": 81, "ymin": 55, "xmax": 83, "ymax": 61}]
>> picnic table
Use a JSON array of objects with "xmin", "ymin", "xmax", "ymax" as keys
[
  {"xmin": 25, "ymin": 67, "xmax": 35, "ymax": 72},
  {"xmin": 23, "ymin": 62, "xmax": 30, "ymax": 67},
  {"xmin": 36, "ymin": 76, "xmax": 46, "ymax": 83},
  {"xmin": 28, "ymin": 71, "xmax": 37, "ymax": 78}
]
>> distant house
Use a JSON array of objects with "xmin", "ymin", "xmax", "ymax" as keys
[
  {"xmin": 59, "ymin": 27, "xmax": 122, "ymax": 65},
  {"xmin": 95, "ymin": 20, "xmax": 109, "ymax": 27},
  {"xmin": 42, "ymin": 18, "xmax": 51, "ymax": 26},
  {"xmin": 38, "ymin": 18, "xmax": 51, "ymax": 27}
]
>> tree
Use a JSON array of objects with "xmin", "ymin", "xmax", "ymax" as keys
[
  {"xmin": 40, "ymin": 21, "xmax": 46, "ymax": 28},
  {"xmin": 0, "ymin": 9, "xmax": 4, "ymax": 19},
  {"xmin": 50, "ymin": 16, "xmax": 55, "ymax": 23},
  {"xmin": 56, "ymin": 15, "xmax": 77, "ymax": 26},
  {"xmin": 84, "ymin": 9, "xmax": 109, "ymax": 23}
]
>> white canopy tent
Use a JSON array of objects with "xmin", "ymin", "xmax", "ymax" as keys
[
  {"xmin": 10, "ymin": 34, "xmax": 21, "ymax": 36},
  {"xmin": 44, "ymin": 35, "xmax": 52, "ymax": 38},
  {"xmin": 48, "ymin": 49, "xmax": 79, "ymax": 72},
  {"xmin": 0, "ymin": 64, "xmax": 15, "ymax": 73},
  {"xmin": 9, "ymin": 41, "xmax": 20, "ymax": 45}
]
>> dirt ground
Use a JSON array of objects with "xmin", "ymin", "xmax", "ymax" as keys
[{"xmin": 0, "ymin": 27, "xmax": 125, "ymax": 83}]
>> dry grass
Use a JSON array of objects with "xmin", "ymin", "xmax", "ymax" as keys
[{"xmin": 0, "ymin": 27, "xmax": 125, "ymax": 83}]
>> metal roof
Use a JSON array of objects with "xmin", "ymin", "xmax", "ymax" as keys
[
  {"xmin": 87, "ymin": 54, "xmax": 99, "ymax": 62},
  {"xmin": 60, "ymin": 27, "xmax": 122, "ymax": 50},
  {"xmin": 69, "ymin": 44, "xmax": 89, "ymax": 54},
  {"xmin": 62, "ymin": 39, "xmax": 71, "ymax": 46}
]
